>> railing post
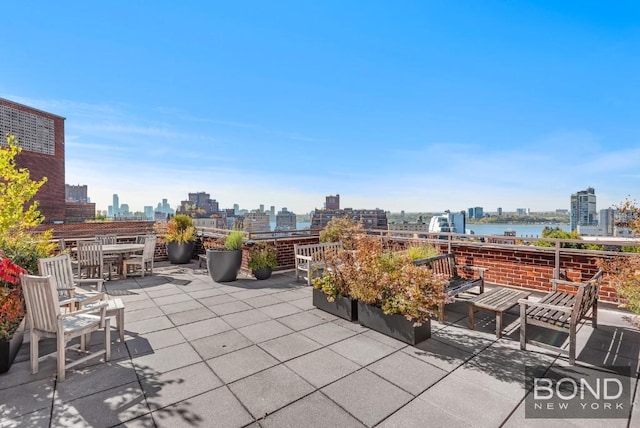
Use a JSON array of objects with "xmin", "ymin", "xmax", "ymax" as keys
[{"xmin": 554, "ymin": 240, "xmax": 560, "ymax": 280}]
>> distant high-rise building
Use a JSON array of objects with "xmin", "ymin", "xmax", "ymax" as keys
[
  {"xmin": 516, "ymin": 208, "xmax": 527, "ymax": 216},
  {"xmin": 312, "ymin": 200, "xmax": 388, "ymax": 231},
  {"xmin": 259, "ymin": 204, "xmax": 265, "ymax": 213},
  {"xmin": 65, "ymin": 184, "xmax": 88, "ymax": 202},
  {"xmin": 144, "ymin": 206, "xmax": 154, "ymax": 220},
  {"xmin": 177, "ymin": 192, "xmax": 219, "ymax": 217},
  {"xmin": 276, "ymin": 207, "xmax": 296, "ymax": 231},
  {"xmin": 1, "ymin": 97, "xmax": 66, "ymax": 223},
  {"xmin": 326, "ymin": 194, "xmax": 340, "ymax": 210},
  {"xmin": 497, "ymin": 207, "xmax": 502, "ymax": 216},
  {"xmin": 570, "ymin": 187, "xmax": 597, "ymax": 231},
  {"xmin": 233, "ymin": 204, "xmax": 239, "ymax": 215},
  {"xmin": 113, "ymin": 194, "xmax": 120, "ymax": 216},
  {"xmin": 242, "ymin": 211, "xmax": 271, "ymax": 233},
  {"xmin": 468, "ymin": 207, "xmax": 483, "ymax": 219}
]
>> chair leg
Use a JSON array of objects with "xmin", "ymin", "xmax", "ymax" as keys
[
  {"xmin": 519, "ymin": 303, "xmax": 527, "ymax": 351},
  {"xmin": 593, "ymin": 300, "xmax": 598, "ymax": 328},
  {"xmin": 118, "ymin": 309, "xmax": 124, "ymax": 342},
  {"xmin": 438, "ymin": 302, "xmax": 445, "ymax": 323},
  {"xmin": 57, "ymin": 334, "xmax": 66, "ymax": 381},
  {"xmin": 569, "ymin": 324, "xmax": 576, "ymax": 365},
  {"xmin": 30, "ymin": 331, "xmax": 39, "ymax": 374},
  {"xmin": 104, "ymin": 319, "xmax": 111, "ymax": 361}
]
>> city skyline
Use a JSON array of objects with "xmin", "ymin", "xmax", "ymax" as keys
[{"xmin": 2, "ymin": 2, "xmax": 638, "ymax": 214}]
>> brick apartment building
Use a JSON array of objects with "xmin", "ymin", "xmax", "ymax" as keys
[
  {"xmin": 1, "ymin": 98, "xmax": 66, "ymax": 223},
  {"xmin": 311, "ymin": 194, "xmax": 388, "ymax": 231}
]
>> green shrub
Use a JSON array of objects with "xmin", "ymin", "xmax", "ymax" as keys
[
  {"xmin": 248, "ymin": 242, "xmax": 277, "ymax": 270},
  {"xmin": 224, "ymin": 230, "xmax": 244, "ymax": 250},
  {"xmin": 164, "ymin": 214, "xmax": 196, "ymax": 244}
]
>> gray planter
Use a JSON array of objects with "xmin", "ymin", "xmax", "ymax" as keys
[
  {"xmin": 252, "ymin": 267, "xmax": 273, "ymax": 280},
  {"xmin": 207, "ymin": 249, "xmax": 242, "ymax": 282},
  {"xmin": 0, "ymin": 317, "xmax": 25, "ymax": 373},
  {"xmin": 357, "ymin": 301, "xmax": 430, "ymax": 345},
  {"xmin": 167, "ymin": 241, "xmax": 195, "ymax": 264},
  {"xmin": 312, "ymin": 288, "xmax": 358, "ymax": 321}
]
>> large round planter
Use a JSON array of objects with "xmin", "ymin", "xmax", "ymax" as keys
[
  {"xmin": 167, "ymin": 241, "xmax": 196, "ymax": 264},
  {"xmin": 207, "ymin": 249, "xmax": 242, "ymax": 282},
  {"xmin": 252, "ymin": 267, "xmax": 273, "ymax": 280}
]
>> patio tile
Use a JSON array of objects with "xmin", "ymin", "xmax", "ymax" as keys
[
  {"xmin": 190, "ymin": 329, "xmax": 253, "ymax": 360},
  {"xmin": 52, "ymin": 381, "xmax": 150, "ymax": 427},
  {"xmin": 261, "ymin": 391, "xmax": 365, "ymax": 428},
  {"xmin": 198, "ymin": 294, "xmax": 238, "ymax": 307},
  {"xmin": 177, "ymin": 317, "xmax": 233, "ymax": 341},
  {"xmin": 228, "ymin": 364, "xmax": 315, "ymax": 419},
  {"xmin": 152, "ymin": 293, "xmax": 194, "ymax": 306},
  {"xmin": 273, "ymin": 289, "xmax": 310, "ymax": 302},
  {"xmin": 321, "ymin": 368, "xmax": 413, "ymax": 427},
  {"xmin": 238, "ymin": 320, "xmax": 295, "ymax": 344},
  {"xmin": 132, "ymin": 342, "xmax": 202, "ymax": 375},
  {"xmin": 0, "ymin": 407, "xmax": 51, "ymax": 428},
  {"xmin": 159, "ymin": 299, "xmax": 206, "ymax": 315},
  {"xmin": 116, "ymin": 413, "xmax": 156, "ymax": 427},
  {"xmin": 167, "ymin": 307, "xmax": 217, "ymax": 326},
  {"xmin": 402, "ymin": 336, "xmax": 475, "ymax": 372},
  {"xmin": 229, "ymin": 289, "xmax": 268, "ymax": 300},
  {"xmin": 259, "ymin": 332, "xmax": 322, "ymax": 362},
  {"xmin": 206, "ymin": 345, "xmax": 279, "ymax": 383},
  {"xmin": 125, "ymin": 306, "xmax": 166, "ymax": 323},
  {"xmin": 140, "ymin": 362, "xmax": 222, "ymax": 411},
  {"xmin": 259, "ymin": 302, "xmax": 303, "ymax": 319},
  {"xmin": 431, "ymin": 324, "xmax": 496, "ymax": 355},
  {"xmin": 221, "ymin": 308, "xmax": 271, "ymax": 329},
  {"xmin": 378, "ymin": 396, "xmax": 473, "ymax": 428},
  {"xmin": 186, "ymin": 287, "xmax": 227, "ymax": 299},
  {"xmin": 121, "ymin": 298, "xmax": 158, "ymax": 312},
  {"xmin": 146, "ymin": 286, "xmax": 185, "ymax": 298},
  {"xmin": 209, "ymin": 300, "xmax": 254, "ymax": 316},
  {"xmin": 288, "ymin": 297, "xmax": 316, "ymax": 311},
  {"xmin": 362, "ymin": 329, "xmax": 410, "ymax": 350},
  {"xmin": 126, "ymin": 327, "xmax": 186, "ymax": 357},
  {"xmin": 418, "ymin": 374, "xmax": 520, "ymax": 427},
  {"xmin": 299, "ymin": 321, "xmax": 358, "ymax": 346},
  {"xmin": 0, "ymin": 357, "xmax": 57, "ymax": 390},
  {"xmin": 152, "ymin": 386, "xmax": 254, "ymax": 428},
  {"xmin": 127, "ymin": 316, "xmax": 174, "ymax": 335},
  {"xmin": 0, "ymin": 378, "xmax": 54, "ymax": 420},
  {"xmin": 242, "ymin": 294, "xmax": 283, "ymax": 308},
  {"xmin": 55, "ymin": 360, "xmax": 139, "ymax": 403},
  {"xmin": 277, "ymin": 311, "xmax": 327, "ymax": 331},
  {"xmin": 285, "ymin": 348, "xmax": 360, "ymax": 388},
  {"xmin": 329, "ymin": 334, "xmax": 397, "ymax": 366},
  {"xmin": 368, "ymin": 351, "xmax": 448, "ymax": 395}
]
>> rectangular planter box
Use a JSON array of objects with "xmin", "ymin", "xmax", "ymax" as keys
[
  {"xmin": 0, "ymin": 317, "xmax": 26, "ymax": 373},
  {"xmin": 312, "ymin": 288, "xmax": 358, "ymax": 321},
  {"xmin": 357, "ymin": 301, "xmax": 430, "ymax": 345}
]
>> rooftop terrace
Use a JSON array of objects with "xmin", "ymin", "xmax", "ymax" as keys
[{"xmin": 1, "ymin": 262, "xmax": 639, "ymax": 427}]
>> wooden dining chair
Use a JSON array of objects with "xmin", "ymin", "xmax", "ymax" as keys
[
  {"xmin": 21, "ymin": 273, "xmax": 110, "ymax": 381},
  {"xmin": 123, "ymin": 236, "xmax": 156, "ymax": 278},
  {"xmin": 76, "ymin": 241, "xmax": 111, "ymax": 280}
]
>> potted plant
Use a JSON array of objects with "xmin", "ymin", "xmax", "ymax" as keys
[
  {"xmin": 207, "ymin": 229, "xmax": 244, "ymax": 282},
  {"xmin": 164, "ymin": 214, "xmax": 196, "ymax": 264},
  {"xmin": 248, "ymin": 242, "xmax": 277, "ymax": 280},
  {"xmin": 317, "ymin": 234, "xmax": 445, "ymax": 344},
  {"xmin": 0, "ymin": 253, "xmax": 27, "ymax": 373}
]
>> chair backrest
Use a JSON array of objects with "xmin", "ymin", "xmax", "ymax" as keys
[
  {"xmin": 142, "ymin": 236, "xmax": 157, "ymax": 262},
  {"xmin": 413, "ymin": 253, "xmax": 458, "ymax": 279},
  {"xmin": 38, "ymin": 254, "xmax": 75, "ymax": 292},
  {"xmin": 20, "ymin": 274, "xmax": 61, "ymax": 334},
  {"xmin": 95, "ymin": 234, "xmax": 117, "ymax": 245},
  {"xmin": 77, "ymin": 241, "xmax": 104, "ymax": 270},
  {"xmin": 574, "ymin": 269, "xmax": 604, "ymax": 321}
]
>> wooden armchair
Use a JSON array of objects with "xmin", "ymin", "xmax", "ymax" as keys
[
  {"xmin": 519, "ymin": 269, "xmax": 603, "ymax": 365},
  {"xmin": 20, "ymin": 274, "xmax": 111, "ymax": 381},
  {"xmin": 38, "ymin": 254, "xmax": 105, "ymax": 310}
]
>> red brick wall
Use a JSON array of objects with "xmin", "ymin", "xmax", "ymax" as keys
[{"xmin": 1, "ymin": 98, "xmax": 66, "ymax": 223}]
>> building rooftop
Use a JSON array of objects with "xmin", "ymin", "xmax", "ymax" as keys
[{"xmin": 1, "ymin": 263, "xmax": 639, "ymax": 427}]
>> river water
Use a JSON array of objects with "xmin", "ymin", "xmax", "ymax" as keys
[{"xmin": 276, "ymin": 222, "xmax": 570, "ymax": 238}]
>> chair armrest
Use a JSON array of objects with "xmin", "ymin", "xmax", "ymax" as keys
[
  {"xmin": 458, "ymin": 265, "xmax": 487, "ymax": 278},
  {"xmin": 551, "ymin": 279, "xmax": 587, "ymax": 292},
  {"xmin": 296, "ymin": 255, "xmax": 313, "ymax": 262},
  {"xmin": 59, "ymin": 301, "xmax": 108, "ymax": 318},
  {"xmin": 76, "ymin": 278, "xmax": 105, "ymax": 292},
  {"xmin": 518, "ymin": 299, "xmax": 573, "ymax": 314},
  {"xmin": 76, "ymin": 291, "xmax": 107, "ymax": 307},
  {"xmin": 59, "ymin": 298, "xmax": 76, "ymax": 307}
]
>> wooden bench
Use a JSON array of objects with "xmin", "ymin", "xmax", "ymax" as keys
[
  {"xmin": 519, "ymin": 269, "xmax": 603, "ymax": 365},
  {"xmin": 414, "ymin": 253, "xmax": 486, "ymax": 322},
  {"xmin": 294, "ymin": 242, "xmax": 343, "ymax": 286}
]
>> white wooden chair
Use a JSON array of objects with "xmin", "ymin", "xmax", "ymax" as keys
[
  {"xmin": 20, "ymin": 274, "xmax": 111, "ymax": 381},
  {"xmin": 123, "ymin": 236, "xmax": 156, "ymax": 278},
  {"xmin": 77, "ymin": 241, "xmax": 111, "ymax": 280},
  {"xmin": 95, "ymin": 235, "xmax": 120, "ymax": 278},
  {"xmin": 38, "ymin": 254, "xmax": 105, "ymax": 310}
]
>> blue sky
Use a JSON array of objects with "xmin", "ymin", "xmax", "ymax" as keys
[{"xmin": 2, "ymin": 1, "xmax": 639, "ymax": 215}]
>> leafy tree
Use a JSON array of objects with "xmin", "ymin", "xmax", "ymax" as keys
[{"xmin": 0, "ymin": 135, "xmax": 55, "ymax": 273}]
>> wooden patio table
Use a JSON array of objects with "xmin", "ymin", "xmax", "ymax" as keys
[{"xmin": 467, "ymin": 287, "xmax": 531, "ymax": 338}]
